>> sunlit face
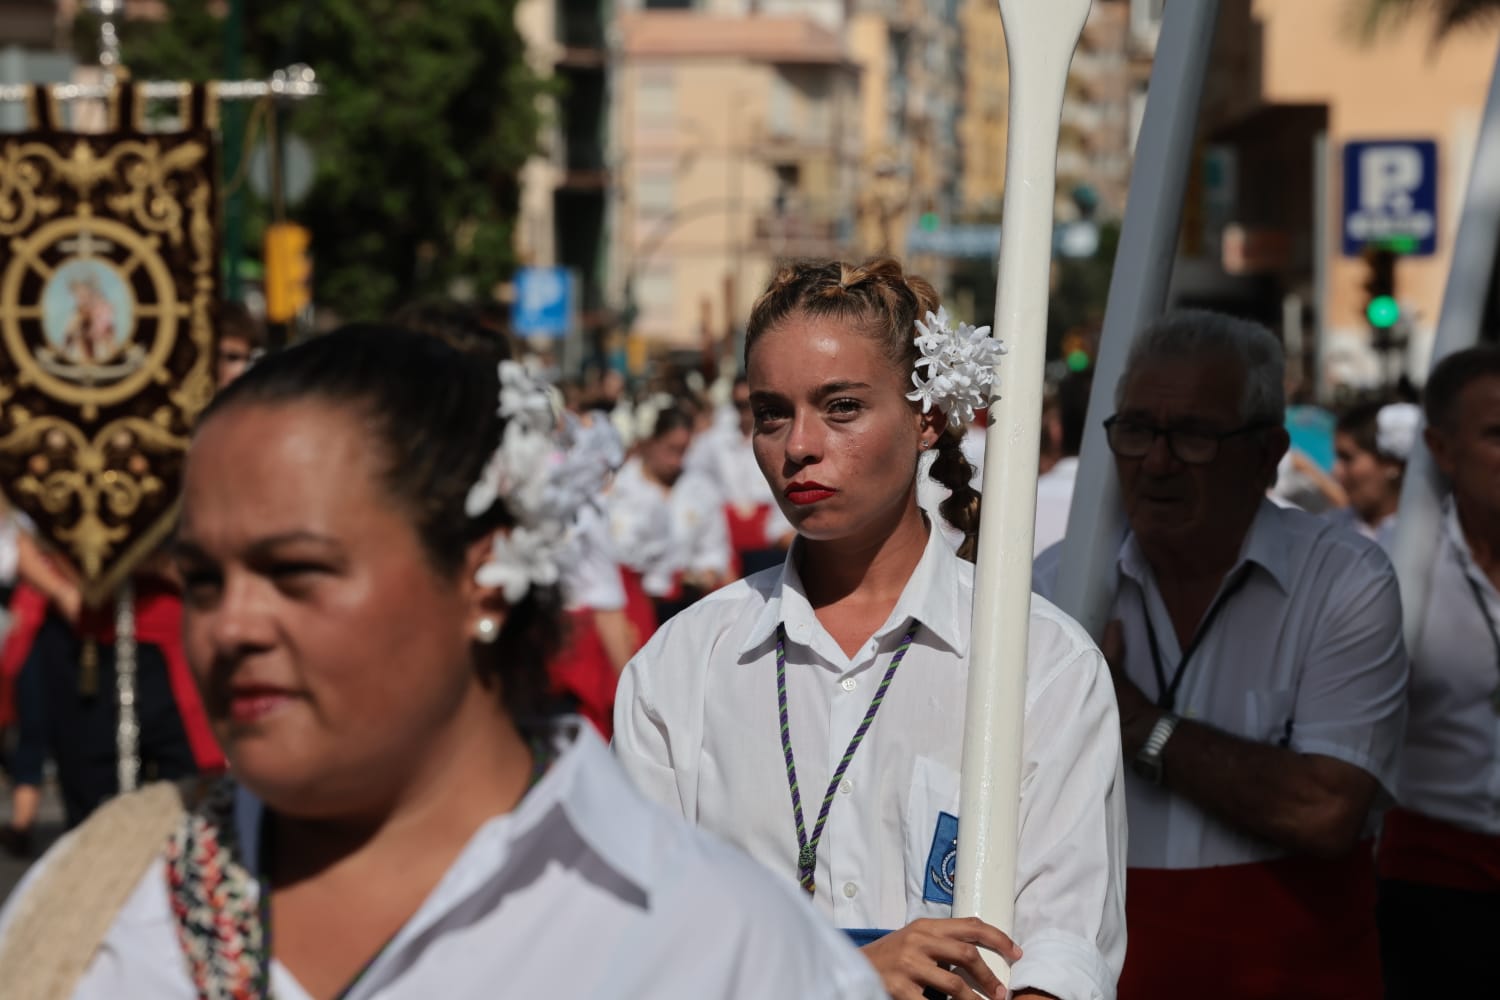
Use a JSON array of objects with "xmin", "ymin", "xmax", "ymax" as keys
[
  {"xmin": 1333, "ymin": 430, "xmax": 1400, "ymax": 525},
  {"xmin": 1114, "ymin": 356, "xmax": 1286, "ymax": 551},
  {"xmin": 1428, "ymin": 374, "xmax": 1500, "ymax": 521},
  {"xmin": 176, "ymin": 400, "xmax": 486, "ymax": 817},
  {"xmin": 642, "ymin": 426, "xmax": 691, "ymax": 487},
  {"xmin": 747, "ymin": 314, "xmax": 938, "ymax": 543}
]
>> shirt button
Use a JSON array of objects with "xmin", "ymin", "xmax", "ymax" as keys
[
  {"xmin": 839, "ymin": 779, "xmax": 853, "ymax": 795},
  {"xmin": 843, "ymin": 882, "xmax": 858, "ymax": 898},
  {"xmin": 841, "ymin": 677, "xmax": 857, "ymax": 691}
]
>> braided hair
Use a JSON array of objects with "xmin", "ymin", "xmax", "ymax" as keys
[{"xmin": 745, "ymin": 257, "xmax": 983, "ymax": 560}]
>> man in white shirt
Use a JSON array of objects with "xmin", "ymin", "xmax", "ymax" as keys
[
  {"xmin": 1035, "ymin": 310, "xmax": 1407, "ymax": 999},
  {"xmin": 1033, "ymin": 370, "xmax": 1091, "ymax": 556},
  {"xmin": 1377, "ymin": 345, "xmax": 1500, "ymax": 998}
]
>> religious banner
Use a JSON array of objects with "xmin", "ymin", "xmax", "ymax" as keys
[{"xmin": 0, "ymin": 85, "xmax": 219, "ymax": 605}]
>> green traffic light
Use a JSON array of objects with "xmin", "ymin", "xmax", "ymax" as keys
[
  {"xmin": 1366, "ymin": 295, "xmax": 1400, "ymax": 329},
  {"xmin": 1066, "ymin": 349, "xmax": 1091, "ymax": 372}
]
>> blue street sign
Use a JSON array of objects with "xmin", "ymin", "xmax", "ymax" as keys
[
  {"xmin": 512, "ymin": 267, "xmax": 574, "ymax": 337},
  {"xmin": 906, "ymin": 224, "xmax": 1003, "ymax": 258},
  {"xmin": 1342, "ymin": 140, "xmax": 1438, "ymax": 256}
]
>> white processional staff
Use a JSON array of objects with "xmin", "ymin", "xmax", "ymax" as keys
[
  {"xmin": 1389, "ymin": 41, "xmax": 1500, "ymax": 649},
  {"xmin": 952, "ymin": 0, "xmax": 1092, "ymax": 987},
  {"xmin": 1053, "ymin": 0, "xmax": 1223, "ymax": 638}
]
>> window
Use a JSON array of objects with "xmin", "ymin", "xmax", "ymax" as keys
[
  {"xmin": 635, "ymin": 168, "xmax": 675, "ymax": 221},
  {"xmin": 635, "ymin": 264, "xmax": 675, "ymax": 331},
  {"xmin": 634, "ymin": 67, "xmax": 676, "ymax": 140}
]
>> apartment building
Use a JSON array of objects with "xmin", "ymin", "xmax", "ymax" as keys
[{"xmin": 612, "ymin": 7, "xmax": 860, "ymax": 348}]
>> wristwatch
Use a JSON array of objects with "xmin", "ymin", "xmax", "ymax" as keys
[{"xmin": 1132, "ymin": 713, "xmax": 1180, "ymax": 785}]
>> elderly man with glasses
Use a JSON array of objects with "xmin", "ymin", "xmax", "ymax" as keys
[{"xmin": 1035, "ymin": 309, "xmax": 1408, "ymax": 1000}]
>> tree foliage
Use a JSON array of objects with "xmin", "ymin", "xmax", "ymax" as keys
[{"xmin": 118, "ymin": 0, "xmax": 548, "ymax": 321}]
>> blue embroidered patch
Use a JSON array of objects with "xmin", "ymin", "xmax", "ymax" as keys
[{"xmin": 922, "ymin": 811, "xmax": 959, "ymax": 905}]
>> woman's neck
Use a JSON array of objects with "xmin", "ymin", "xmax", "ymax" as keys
[
  {"xmin": 798, "ymin": 496, "xmax": 929, "ymax": 620},
  {"xmin": 270, "ymin": 692, "xmax": 535, "ymax": 886},
  {"xmin": 1360, "ymin": 489, "xmax": 1400, "ymax": 529}
]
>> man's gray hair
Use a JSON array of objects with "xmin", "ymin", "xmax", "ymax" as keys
[{"xmin": 1116, "ymin": 309, "xmax": 1285, "ymax": 422}]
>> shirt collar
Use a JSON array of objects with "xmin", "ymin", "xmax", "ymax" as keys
[
  {"xmin": 1119, "ymin": 498, "xmax": 1293, "ymax": 595},
  {"xmin": 236, "ymin": 721, "xmax": 655, "ymax": 901},
  {"xmin": 1443, "ymin": 497, "xmax": 1492, "ymax": 589},
  {"xmin": 738, "ymin": 519, "xmax": 970, "ymax": 658}
]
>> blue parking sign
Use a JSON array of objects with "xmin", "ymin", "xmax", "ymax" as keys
[
  {"xmin": 1343, "ymin": 140, "xmax": 1438, "ymax": 256},
  {"xmin": 512, "ymin": 267, "xmax": 573, "ymax": 337}
]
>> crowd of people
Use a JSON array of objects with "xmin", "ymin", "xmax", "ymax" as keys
[{"xmin": 0, "ymin": 256, "xmax": 1494, "ymax": 999}]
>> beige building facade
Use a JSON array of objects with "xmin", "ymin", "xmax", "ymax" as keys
[
  {"xmin": 613, "ymin": 10, "xmax": 860, "ymax": 350},
  {"xmin": 1187, "ymin": 0, "xmax": 1500, "ymax": 392}
]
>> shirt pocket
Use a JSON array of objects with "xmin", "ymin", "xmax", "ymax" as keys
[
  {"xmin": 903, "ymin": 755, "xmax": 961, "ymax": 924},
  {"xmin": 1246, "ymin": 688, "xmax": 1297, "ymax": 747}
]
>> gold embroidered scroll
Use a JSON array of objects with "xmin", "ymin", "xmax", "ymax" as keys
[{"xmin": 0, "ymin": 85, "xmax": 219, "ymax": 605}]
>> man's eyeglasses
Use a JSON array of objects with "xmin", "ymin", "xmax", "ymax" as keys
[{"xmin": 1103, "ymin": 415, "xmax": 1275, "ymax": 465}]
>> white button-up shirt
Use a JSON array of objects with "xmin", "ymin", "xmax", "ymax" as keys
[
  {"xmin": 0, "ymin": 724, "xmax": 883, "ymax": 1000},
  {"xmin": 1399, "ymin": 502, "xmax": 1500, "ymax": 834},
  {"xmin": 615, "ymin": 525, "xmax": 1127, "ymax": 1000},
  {"xmin": 606, "ymin": 458, "xmax": 730, "ymax": 597},
  {"xmin": 562, "ymin": 504, "xmax": 627, "ymax": 612},
  {"xmin": 1033, "ymin": 456, "xmax": 1079, "ymax": 557},
  {"xmin": 1035, "ymin": 501, "xmax": 1409, "ymax": 870}
]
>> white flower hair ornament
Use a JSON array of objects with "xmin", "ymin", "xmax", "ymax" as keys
[
  {"xmin": 906, "ymin": 307, "xmax": 1007, "ymax": 430},
  {"xmin": 464, "ymin": 360, "xmax": 580, "ymax": 604},
  {"xmin": 1375, "ymin": 402, "xmax": 1423, "ymax": 462}
]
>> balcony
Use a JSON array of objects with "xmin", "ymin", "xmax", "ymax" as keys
[
  {"xmin": 558, "ymin": 0, "xmax": 608, "ymax": 67},
  {"xmin": 753, "ymin": 211, "xmax": 848, "ymax": 257}
]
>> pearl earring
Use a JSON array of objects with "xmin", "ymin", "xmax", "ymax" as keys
[{"xmin": 475, "ymin": 616, "xmax": 500, "ymax": 645}]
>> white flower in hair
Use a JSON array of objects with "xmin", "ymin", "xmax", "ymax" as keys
[
  {"xmin": 475, "ymin": 523, "xmax": 566, "ymax": 604},
  {"xmin": 906, "ymin": 307, "xmax": 1007, "ymax": 429},
  {"xmin": 1375, "ymin": 402, "xmax": 1422, "ymax": 462},
  {"xmin": 497, "ymin": 360, "xmax": 557, "ymax": 434}
]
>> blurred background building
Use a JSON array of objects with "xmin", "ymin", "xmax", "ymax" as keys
[
  {"xmin": 1175, "ymin": 0, "xmax": 1500, "ymax": 398},
  {"xmin": 5, "ymin": 0, "xmax": 1499, "ymax": 392}
]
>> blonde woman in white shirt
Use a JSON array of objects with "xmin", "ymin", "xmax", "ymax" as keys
[{"xmin": 615, "ymin": 258, "xmax": 1126, "ymax": 1000}]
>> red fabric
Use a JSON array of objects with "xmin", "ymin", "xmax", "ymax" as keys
[
  {"xmin": 0, "ymin": 584, "xmax": 49, "ymax": 728},
  {"xmin": 79, "ymin": 581, "xmax": 226, "ymax": 774},
  {"xmin": 620, "ymin": 569, "xmax": 659, "ymax": 641},
  {"xmin": 725, "ymin": 503, "xmax": 772, "ymax": 554},
  {"xmin": 550, "ymin": 609, "xmax": 617, "ymax": 739},
  {"xmin": 1378, "ymin": 807, "xmax": 1500, "ymax": 893},
  {"xmin": 1119, "ymin": 845, "xmax": 1382, "ymax": 1000}
]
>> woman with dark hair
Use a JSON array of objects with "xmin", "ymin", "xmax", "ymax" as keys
[
  {"xmin": 606, "ymin": 406, "xmax": 731, "ymax": 627},
  {"xmin": 615, "ymin": 258, "xmax": 1126, "ymax": 1000},
  {"xmin": 1330, "ymin": 401, "xmax": 1421, "ymax": 548},
  {"xmin": 0, "ymin": 325, "xmax": 882, "ymax": 999}
]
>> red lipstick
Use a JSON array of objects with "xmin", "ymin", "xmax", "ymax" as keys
[{"xmin": 785, "ymin": 480, "xmax": 837, "ymax": 506}]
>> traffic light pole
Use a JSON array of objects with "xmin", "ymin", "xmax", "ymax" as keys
[{"xmin": 1390, "ymin": 42, "xmax": 1500, "ymax": 650}]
